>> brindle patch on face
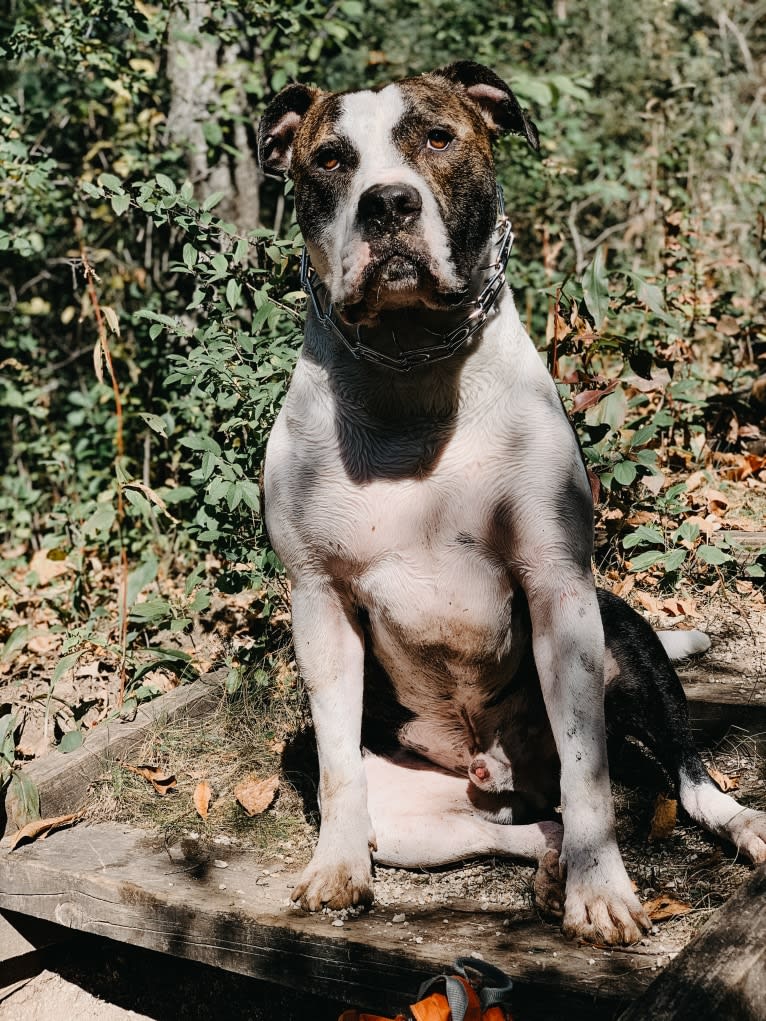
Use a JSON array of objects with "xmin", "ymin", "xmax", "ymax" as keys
[
  {"xmin": 289, "ymin": 75, "xmax": 500, "ymax": 316},
  {"xmin": 394, "ymin": 75, "xmax": 498, "ymax": 281},
  {"xmin": 290, "ymin": 92, "xmax": 352, "ymax": 252}
]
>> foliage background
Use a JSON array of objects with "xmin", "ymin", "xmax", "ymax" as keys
[{"xmin": 1, "ymin": 0, "xmax": 765, "ymax": 771}]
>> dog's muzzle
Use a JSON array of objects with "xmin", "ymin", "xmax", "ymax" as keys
[{"xmin": 300, "ymin": 185, "xmax": 514, "ymax": 373}]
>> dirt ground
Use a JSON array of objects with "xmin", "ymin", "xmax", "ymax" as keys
[{"xmin": 0, "ymin": 931, "xmax": 345, "ymax": 1021}]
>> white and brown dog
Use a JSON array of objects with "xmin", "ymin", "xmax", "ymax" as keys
[{"xmin": 258, "ymin": 62, "xmax": 766, "ymax": 945}]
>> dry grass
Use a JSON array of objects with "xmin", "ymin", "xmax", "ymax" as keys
[{"xmin": 85, "ymin": 665, "xmax": 317, "ymax": 865}]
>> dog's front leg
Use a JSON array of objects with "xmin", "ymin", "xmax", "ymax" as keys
[
  {"xmin": 289, "ymin": 579, "xmax": 376, "ymax": 912},
  {"xmin": 529, "ymin": 574, "xmax": 650, "ymax": 944}
]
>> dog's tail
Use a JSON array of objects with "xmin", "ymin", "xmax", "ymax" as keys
[{"xmin": 656, "ymin": 628, "xmax": 711, "ymax": 662}]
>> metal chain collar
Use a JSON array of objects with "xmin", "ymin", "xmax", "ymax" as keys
[{"xmin": 299, "ymin": 185, "xmax": 514, "ymax": 372}]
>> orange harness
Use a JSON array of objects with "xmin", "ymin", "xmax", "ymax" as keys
[{"xmin": 339, "ymin": 957, "xmax": 515, "ymax": 1021}]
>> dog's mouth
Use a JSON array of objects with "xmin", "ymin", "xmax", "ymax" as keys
[{"xmin": 338, "ymin": 250, "xmax": 467, "ymax": 327}]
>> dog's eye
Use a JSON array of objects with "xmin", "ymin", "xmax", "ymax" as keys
[
  {"xmin": 427, "ymin": 129, "xmax": 453, "ymax": 151},
  {"xmin": 317, "ymin": 152, "xmax": 341, "ymax": 171}
]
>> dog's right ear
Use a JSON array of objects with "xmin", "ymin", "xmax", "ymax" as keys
[{"xmin": 258, "ymin": 84, "xmax": 320, "ymax": 176}]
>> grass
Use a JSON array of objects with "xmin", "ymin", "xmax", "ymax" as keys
[{"xmin": 86, "ymin": 663, "xmax": 317, "ymax": 865}]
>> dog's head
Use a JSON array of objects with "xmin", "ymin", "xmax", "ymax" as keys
[{"xmin": 258, "ymin": 62, "xmax": 538, "ymax": 327}]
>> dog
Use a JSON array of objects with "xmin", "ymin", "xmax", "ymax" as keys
[{"xmin": 257, "ymin": 61, "xmax": 766, "ymax": 945}]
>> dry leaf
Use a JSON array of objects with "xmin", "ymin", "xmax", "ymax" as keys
[
  {"xmin": 649, "ymin": 794, "xmax": 677, "ymax": 841},
  {"xmin": 641, "ymin": 472, "xmax": 665, "ymax": 496},
  {"xmin": 27, "ymin": 631, "xmax": 60, "ymax": 655},
  {"xmin": 123, "ymin": 763, "xmax": 177, "ymax": 795},
  {"xmin": 644, "ymin": 894, "xmax": 692, "ymax": 922},
  {"xmin": 704, "ymin": 488, "xmax": 729, "ymax": 514},
  {"xmin": 684, "ymin": 470, "xmax": 707, "ymax": 493},
  {"xmin": 659, "ymin": 597, "xmax": 698, "ymax": 619},
  {"xmin": 10, "ymin": 812, "xmax": 80, "ymax": 851},
  {"xmin": 634, "ymin": 590, "xmax": 660, "ymax": 614},
  {"xmin": 613, "ymin": 574, "xmax": 636, "ymax": 599},
  {"xmin": 193, "ymin": 780, "xmax": 213, "ymax": 819},
  {"xmin": 28, "ymin": 549, "xmax": 71, "ymax": 585},
  {"xmin": 708, "ymin": 766, "xmax": 739, "ymax": 792},
  {"xmin": 234, "ymin": 773, "xmax": 279, "ymax": 817}
]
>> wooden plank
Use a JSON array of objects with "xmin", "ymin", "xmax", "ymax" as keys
[
  {"xmin": 682, "ymin": 673, "xmax": 766, "ymax": 749},
  {"xmin": 618, "ymin": 865, "xmax": 766, "ymax": 1020},
  {"xmin": 0, "ymin": 822, "xmax": 672, "ymax": 1016},
  {"xmin": 2, "ymin": 673, "xmax": 224, "ymax": 838}
]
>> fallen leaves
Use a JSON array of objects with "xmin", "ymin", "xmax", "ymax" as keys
[
  {"xmin": 28, "ymin": 548, "xmax": 72, "ymax": 586},
  {"xmin": 649, "ymin": 794, "xmax": 678, "ymax": 841},
  {"xmin": 234, "ymin": 773, "xmax": 280, "ymax": 817},
  {"xmin": 123, "ymin": 763, "xmax": 177, "ymax": 795},
  {"xmin": 118, "ymin": 759, "xmax": 281, "ymax": 822},
  {"xmin": 10, "ymin": 812, "xmax": 81, "ymax": 850},
  {"xmin": 643, "ymin": 893, "xmax": 693, "ymax": 922},
  {"xmin": 708, "ymin": 766, "xmax": 739, "ymax": 792},
  {"xmin": 193, "ymin": 780, "xmax": 213, "ymax": 819}
]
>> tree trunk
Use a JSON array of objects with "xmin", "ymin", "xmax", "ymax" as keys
[{"xmin": 165, "ymin": 1, "xmax": 261, "ymax": 231}]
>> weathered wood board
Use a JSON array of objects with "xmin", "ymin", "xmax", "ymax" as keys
[
  {"xmin": 0, "ymin": 822, "xmax": 675, "ymax": 1016},
  {"xmin": 1, "ymin": 674, "xmax": 224, "ymax": 838},
  {"xmin": 681, "ymin": 672, "xmax": 766, "ymax": 750},
  {"xmin": 619, "ymin": 864, "xmax": 766, "ymax": 1020}
]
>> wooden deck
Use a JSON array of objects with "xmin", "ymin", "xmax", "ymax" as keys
[{"xmin": 0, "ymin": 821, "xmax": 672, "ymax": 1018}]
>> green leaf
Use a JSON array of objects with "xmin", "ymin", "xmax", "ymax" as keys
[
  {"xmin": 582, "ymin": 247, "xmax": 609, "ymax": 327},
  {"xmin": 52, "ymin": 651, "xmax": 83, "ymax": 684},
  {"xmin": 746, "ymin": 564, "xmax": 765, "ymax": 578},
  {"xmin": 1, "ymin": 625, "xmax": 29, "ymax": 664},
  {"xmin": 127, "ymin": 554, "xmax": 158, "ymax": 607},
  {"xmin": 156, "ymin": 173, "xmax": 176, "ymax": 194},
  {"xmin": 623, "ymin": 525, "xmax": 664, "ymax": 549},
  {"xmin": 202, "ymin": 191, "xmax": 225, "ymax": 211},
  {"xmin": 625, "ymin": 271, "xmax": 676, "ymax": 325},
  {"xmin": 124, "ymin": 487, "xmax": 153, "ymax": 518},
  {"xmin": 128, "ymin": 597, "xmax": 172, "ymax": 623},
  {"xmin": 630, "ymin": 422, "xmax": 658, "ymax": 447},
  {"xmin": 82, "ymin": 501, "xmax": 116, "ymax": 538},
  {"xmin": 659, "ymin": 548, "xmax": 687, "ymax": 572},
  {"xmin": 59, "ymin": 730, "xmax": 84, "ymax": 753},
  {"xmin": 98, "ymin": 172, "xmax": 123, "ymax": 193},
  {"xmin": 673, "ymin": 520, "xmax": 700, "ymax": 543},
  {"xmin": 8, "ymin": 772, "xmax": 40, "ymax": 825},
  {"xmin": 226, "ymin": 667, "xmax": 242, "ymax": 694},
  {"xmin": 182, "ymin": 243, "xmax": 198, "ymax": 269},
  {"xmin": 226, "ymin": 278, "xmax": 241, "ymax": 310},
  {"xmin": 612, "ymin": 459, "xmax": 637, "ymax": 486},
  {"xmin": 628, "ymin": 549, "xmax": 666, "ymax": 572},
  {"xmin": 0, "ymin": 712, "xmax": 17, "ymax": 772},
  {"xmin": 111, "ymin": 193, "xmax": 130, "ymax": 215},
  {"xmin": 139, "ymin": 412, "xmax": 168, "ymax": 438},
  {"xmin": 698, "ymin": 545, "xmax": 733, "ymax": 565}
]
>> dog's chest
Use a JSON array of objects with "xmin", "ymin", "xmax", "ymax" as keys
[{"xmin": 302, "ymin": 444, "xmax": 521, "ymax": 672}]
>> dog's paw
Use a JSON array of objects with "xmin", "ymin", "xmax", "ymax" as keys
[
  {"xmin": 291, "ymin": 853, "xmax": 374, "ymax": 912},
  {"xmin": 534, "ymin": 849, "xmax": 564, "ymax": 920},
  {"xmin": 560, "ymin": 848, "xmax": 650, "ymax": 945},
  {"xmin": 562, "ymin": 878, "xmax": 649, "ymax": 946},
  {"xmin": 725, "ymin": 808, "xmax": 766, "ymax": 865}
]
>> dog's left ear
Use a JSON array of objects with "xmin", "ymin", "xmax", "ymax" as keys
[
  {"xmin": 432, "ymin": 61, "xmax": 539, "ymax": 151},
  {"xmin": 258, "ymin": 83, "xmax": 321, "ymax": 176}
]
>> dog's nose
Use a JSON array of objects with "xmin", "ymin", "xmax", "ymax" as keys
[{"xmin": 357, "ymin": 183, "xmax": 422, "ymax": 232}]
